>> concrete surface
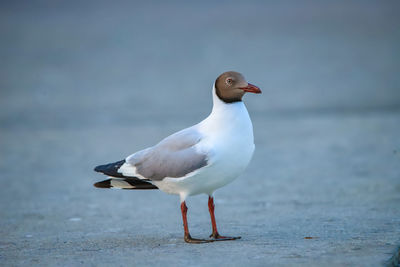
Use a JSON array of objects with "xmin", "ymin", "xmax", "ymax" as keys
[{"xmin": 1, "ymin": 1, "xmax": 400, "ymax": 266}]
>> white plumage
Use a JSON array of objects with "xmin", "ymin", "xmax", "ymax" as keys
[{"xmin": 151, "ymin": 86, "xmax": 255, "ymax": 201}]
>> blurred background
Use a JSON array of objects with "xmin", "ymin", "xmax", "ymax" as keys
[{"xmin": 1, "ymin": 1, "xmax": 399, "ymax": 266}]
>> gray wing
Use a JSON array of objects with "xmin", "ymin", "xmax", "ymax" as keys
[{"xmin": 125, "ymin": 127, "xmax": 208, "ymax": 181}]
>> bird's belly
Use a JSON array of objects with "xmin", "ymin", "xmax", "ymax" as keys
[{"xmin": 153, "ymin": 140, "xmax": 254, "ymax": 198}]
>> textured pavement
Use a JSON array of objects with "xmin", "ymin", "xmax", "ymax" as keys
[{"xmin": 1, "ymin": 1, "xmax": 400, "ymax": 266}]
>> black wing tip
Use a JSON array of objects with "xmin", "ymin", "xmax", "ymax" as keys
[
  {"xmin": 93, "ymin": 178, "xmax": 159, "ymax": 190},
  {"xmin": 94, "ymin": 179, "xmax": 111, "ymax": 188},
  {"xmin": 93, "ymin": 159, "xmax": 126, "ymax": 176},
  {"xmin": 94, "ymin": 165, "xmax": 102, "ymax": 172}
]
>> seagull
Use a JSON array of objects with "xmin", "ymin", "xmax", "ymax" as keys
[{"xmin": 94, "ymin": 71, "xmax": 261, "ymax": 243}]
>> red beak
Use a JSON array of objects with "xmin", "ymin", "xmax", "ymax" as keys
[{"xmin": 239, "ymin": 83, "xmax": 262, "ymax": 94}]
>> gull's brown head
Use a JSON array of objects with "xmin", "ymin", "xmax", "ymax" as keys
[{"xmin": 215, "ymin": 71, "xmax": 261, "ymax": 103}]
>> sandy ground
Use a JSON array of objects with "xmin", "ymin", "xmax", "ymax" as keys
[{"xmin": 1, "ymin": 1, "xmax": 400, "ymax": 266}]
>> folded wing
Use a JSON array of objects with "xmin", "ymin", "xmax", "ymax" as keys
[{"xmin": 120, "ymin": 127, "xmax": 209, "ymax": 181}]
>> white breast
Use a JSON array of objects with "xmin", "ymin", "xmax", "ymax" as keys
[{"xmin": 196, "ymin": 91, "xmax": 255, "ymax": 188}]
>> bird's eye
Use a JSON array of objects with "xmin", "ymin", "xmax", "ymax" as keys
[{"xmin": 226, "ymin": 78, "xmax": 233, "ymax": 85}]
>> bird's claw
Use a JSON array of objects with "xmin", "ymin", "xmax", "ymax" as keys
[
  {"xmin": 184, "ymin": 234, "xmax": 214, "ymax": 244},
  {"xmin": 209, "ymin": 232, "xmax": 241, "ymax": 241}
]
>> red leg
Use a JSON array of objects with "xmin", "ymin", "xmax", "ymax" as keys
[
  {"xmin": 181, "ymin": 202, "xmax": 190, "ymax": 237},
  {"xmin": 180, "ymin": 201, "xmax": 213, "ymax": 244},
  {"xmin": 208, "ymin": 196, "xmax": 219, "ymax": 235},
  {"xmin": 208, "ymin": 196, "xmax": 241, "ymax": 241}
]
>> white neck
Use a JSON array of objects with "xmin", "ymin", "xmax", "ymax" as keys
[
  {"xmin": 210, "ymin": 84, "xmax": 244, "ymax": 115},
  {"xmin": 198, "ymin": 85, "xmax": 252, "ymax": 134}
]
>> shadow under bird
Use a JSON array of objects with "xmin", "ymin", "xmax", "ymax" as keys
[{"xmin": 94, "ymin": 71, "xmax": 261, "ymax": 243}]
